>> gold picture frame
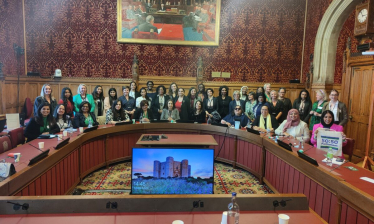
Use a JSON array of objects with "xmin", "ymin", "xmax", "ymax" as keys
[{"xmin": 117, "ymin": 0, "xmax": 221, "ymax": 46}]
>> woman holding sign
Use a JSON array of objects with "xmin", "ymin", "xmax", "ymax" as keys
[{"xmin": 310, "ymin": 110, "xmax": 347, "ymax": 148}]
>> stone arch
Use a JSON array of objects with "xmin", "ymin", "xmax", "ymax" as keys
[{"xmin": 313, "ymin": 0, "xmax": 361, "ymax": 84}]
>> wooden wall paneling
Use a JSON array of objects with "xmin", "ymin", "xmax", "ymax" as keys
[{"xmin": 329, "ymin": 194, "xmax": 339, "ymax": 224}]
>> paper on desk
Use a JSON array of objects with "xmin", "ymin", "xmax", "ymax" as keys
[
  {"xmin": 360, "ymin": 177, "xmax": 374, "ymax": 184},
  {"xmin": 322, "ymin": 158, "xmax": 345, "ymax": 165},
  {"xmin": 6, "ymin": 113, "xmax": 19, "ymax": 129}
]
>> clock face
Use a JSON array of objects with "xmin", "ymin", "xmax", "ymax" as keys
[{"xmin": 358, "ymin": 8, "xmax": 368, "ymax": 23}]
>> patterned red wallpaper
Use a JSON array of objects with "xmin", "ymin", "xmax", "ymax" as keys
[
  {"xmin": 302, "ymin": 0, "xmax": 332, "ymax": 83},
  {"xmin": 0, "ymin": 0, "xmax": 25, "ymax": 77},
  {"xmin": 20, "ymin": 0, "xmax": 306, "ymax": 83}
]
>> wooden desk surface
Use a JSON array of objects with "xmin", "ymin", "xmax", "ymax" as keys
[
  {"xmin": 0, "ymin": 211, "xmax": 325, "ymax": 224},
  {"xmin": 0, "ymin": 123, "xmax": 373, "ymax": 222},
  {"xmin": 137, "ymin": 134, "xmax": 218, "ymax": 146}
]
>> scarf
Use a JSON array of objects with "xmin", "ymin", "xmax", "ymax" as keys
[
  {"xmin": 283, "ymin": 109, "xmax": 300, "ymax": 132},
  {"xmin": 259, "ymin": 114, "xmax": 272, "ymax": 130}
]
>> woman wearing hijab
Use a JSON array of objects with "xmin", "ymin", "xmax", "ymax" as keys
[
  {"xmin": 275, "ymin": 109, "xmax": 310, "ymax": 142},
  {"xmin": 310, "ymin": 110, "xmax": 347, "ymax": 148},
  {"xmin": 252, "ymin": 105, "xmax": 279, "ymax": 132}
]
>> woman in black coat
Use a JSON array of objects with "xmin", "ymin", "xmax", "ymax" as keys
[
  {"xmin": 24, "ymin": 102, "xmax": 60, "ymax": 142},
  {"xmin": 73, "ymin": 102, "xmax": 99, "ymax": 128},
  {"xmin": 292, "ymin": 89, "xmax": 312, "ymax": 122},
  {"xmin": 189, "ymin": 100, "xmax": 206, "ymax": 123},
  {"xmin": 174, "ymin": 87, "xmax": 191, "ymax": 121},
  {"xmin": 134, "ymin": 100, "xmax": 155, "ymax": 122},
  {"xmin": 203, "ymin": 88, "xmax": 219, "ymax": 114},
  {"xmin": 217, "ymin": 85, "xmax": 232, "ymax": 119}
]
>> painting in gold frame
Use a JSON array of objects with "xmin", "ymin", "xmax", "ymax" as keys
[{"xmin": 117, "ymin": 0, "xmax": 221, "ymax": 46}]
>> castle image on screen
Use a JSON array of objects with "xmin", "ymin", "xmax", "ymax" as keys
[{"xmin": 153, "ymin": 156, "xmax": 191, "ymax": 178}]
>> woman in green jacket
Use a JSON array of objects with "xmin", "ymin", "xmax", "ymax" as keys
[{"xmin": 73, "ymin": 84, "xmax": 95, "ymax": 113}]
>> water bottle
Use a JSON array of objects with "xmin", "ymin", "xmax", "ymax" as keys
[
  {"xmin": 227, "ymin": 192, "xmax": 239, "ymax": 224},
  {"xmin": 326, "ymin": 147, "xmax": 333, "ymax": 167},
  {"xmin": 139, "ymin": 113, "xmax": 143, "ymax": 123},
  {"xmin": 300, "ymin": 134, "xmax": 304, "ymax": 149},
  {"xmin": 88, "ymin": 118, "xmax": 93, "ymax": 128}
]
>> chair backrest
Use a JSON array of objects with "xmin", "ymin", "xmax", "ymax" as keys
[
  {"xmin": 342, "ymin": 138, "xmax": 355, "ymax": 161},
  {"xmin": 0, "ymin": 135, "xmax": 12, "ymax": 153},
  {"xmin": 8, "ymin": 127, "xmax": 25, "ymax": 149},
  {"xmin": 0, "ymin": 118, "xmax": 6, "ymax": 133},
  {"xmin": 24, "ymin": 98, "xmax": 33, "ymax": 119}
]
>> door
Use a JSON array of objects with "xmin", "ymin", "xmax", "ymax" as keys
[{"xmin": 346, "ymin": 66, "xmax": 373, "ymax": 157}]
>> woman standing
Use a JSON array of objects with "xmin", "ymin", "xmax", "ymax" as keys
[
  {"xmin": 229, "ymin": 90, "xmax": 245, "ymax": 115},
  {"xmin": 308, "ymin": 89, "xmax": 327, "ymax": 130},
  {"xmin": 240, "ymin": 86, "xmax": 248, "ymax": 101},
  {"xmin": 217, "ymin": 85, "xmax": 232, "ymax": 119},
  {"xmin": 146, "ymin": 81, "xmax": 157, "ymax": 99},
  {"xmin": 322, "ymin": 89, "xmax": 348, "ymax": 127},
  {"xmin": 73, "ymin": 102, "xmax": 99, "ymax": 128},
  {"xmin": 129, "ymin": 81, "xmax": 140, "ymax": 99},
  {"xmin": 168, "ymin": 82, "xmax": 178, "ymax": 102},
  {"xmin": 136, "ymin": 87, "xmax": 151, "ymax": 108},
  {"xmin": 92, "ymin": 85, "xmax": 105, "ymax": 118},
  {"xmin": 106, "ymin": 100, "xmax": 130, "ymax": 124},
  {"xmin": 152, "ymin": 85, "xmax": 169, "ymax": 121},
  {"xmin": 25, "ymin": 103, "xmax": 60, "ymax": 142},
  {"xmin": 73, "ymin": 84, "xmax": 95, "ymax": 113},
  {"xmin": 58, "ymin": 87, "xmax": 74, "ymax": 118},
  {"xmin": 253, "ymin": 92, "xmax": 270, "ymax": 118},
  {"xmin": 187, "ymin": 87, "xmax": 198, "ymax": 112},
  {"xmin": 161, "ymin": 99, "xmax": 180, "ymax": 121},
  {"xmin": 34, "ymin": 84, "xmax": 57, "ymax": 115},
  {"xmin": 53, "ymin": 104, "xmax": 71, "ymax": 130},
  {"xmin": 278, "ymin": 87, "xmax": 292, "ymax": 122},
  {"xmin": 264, "ymin": 83, "xmax": 271, "ymax": 102},
  {"xmin": 104, "ymin": 88, "xmax": 117, "ymax": 114},
  {"xmin": 292, "ymin": 89, "xmax": 312, "ymax": 123},
  {"xmin": 203, "ymin": 88, "xmax": 219, "ymax": 119},
  {"xmin": 174, "ymin": 88, "xmax": 190, "ymax": 121},
  {"xmin": 268, "ymin": 90, "xmax": 284, "ymax": 123},
  {"xmin": 244, "ymin": 92, "xmax": 257, "ymax": 122},
  {"xmin": 197, "ymin": 83, "xmax": 207, "ymax": 101}
]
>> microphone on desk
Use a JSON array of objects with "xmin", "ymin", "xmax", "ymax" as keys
[
  {"xmin": 28, "ymin": 143, "xmax": 44, "ymax": 152},
  {"xmin": 7, "ymin": 201, "xmax": 29, "ymax": 211},
  {"xmin": 273, "ymin": 199, "xmax": 292, "ymax": 208}
]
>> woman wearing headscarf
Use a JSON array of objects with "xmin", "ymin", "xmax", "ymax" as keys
[
  {"xmin": 252, "ymin": 105, "xmax": 279, "ymax": 132},
  {"xmin": 310, "ymin": 110, "xmax": 347, "ymax": 148},
  {"xmin": 275, "ymin": 109, "xmax": 310, "ymax": 142}
]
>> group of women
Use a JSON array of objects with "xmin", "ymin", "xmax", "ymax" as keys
[{"xmin": 24, "ymin": 82, "xmax": 349, "ymax": 155}]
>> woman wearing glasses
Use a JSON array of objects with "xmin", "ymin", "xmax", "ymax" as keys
[
  {"xmin": 134, "ymin": 100, "xmax": 155, "ymax": 122},
  {"xmin": 221, "ymin": 105, "xmax": 249, "ymax": 128},
  {"xmin": 73, "ymin": 102, "xmax": 99, "ymax": 128}
]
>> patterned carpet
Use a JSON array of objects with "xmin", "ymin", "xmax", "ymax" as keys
[{"xmin": 74, "ymin": 162, "xmax": 273, "ymax": 195}]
